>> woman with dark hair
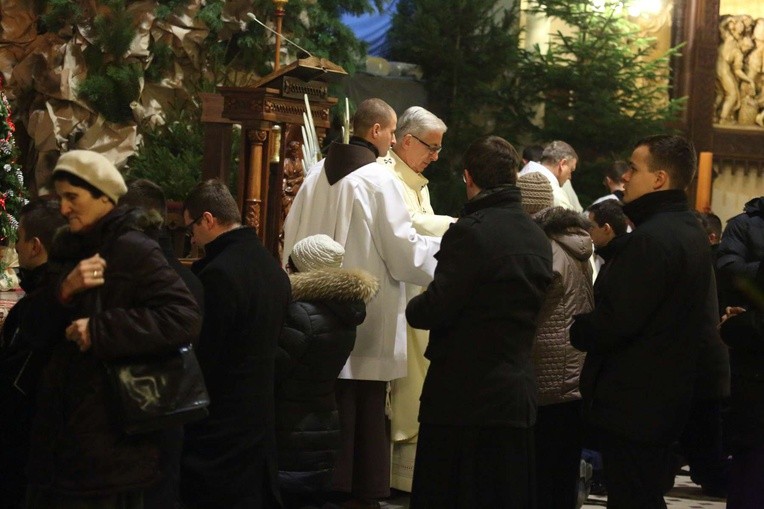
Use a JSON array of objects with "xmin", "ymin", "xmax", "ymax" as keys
[{"xmin": 22, "ymin": 150, "xmax": 201, "ymax": 508}]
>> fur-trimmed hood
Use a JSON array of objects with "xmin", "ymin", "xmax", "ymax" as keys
[
  {"xmin": 533, "ymin": 206, "xmax": 593, "ymax": 262},
  {"xmin": 289, "ymin": 268, "xmax": 380, "ymax": 304}
]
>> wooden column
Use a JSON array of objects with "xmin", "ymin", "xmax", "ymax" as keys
[
  {"xmin": 273, "ymin": 0, "xmax": 288, "ymax": 71},
  {"xmin": 244, "ymin": 128, "xmax": 269, "ymax": 235}
]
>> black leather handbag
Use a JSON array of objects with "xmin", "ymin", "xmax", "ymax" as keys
[{"xmin": 105, "ymin": 344, "xmax": 210, "ymax": 435}]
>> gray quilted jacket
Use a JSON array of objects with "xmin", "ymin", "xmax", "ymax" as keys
[{"xmin": 532, "ymin": 207, "xmax": 594, "ymax": 406}]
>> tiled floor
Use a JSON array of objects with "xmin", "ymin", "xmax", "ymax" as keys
[
  {"xmin": 583, "ymin": 471, "xmax": 726, "ymax": 508},
  {"xmin": 380, "ymin": 472, "xmax": 727, "ymax": 508}
]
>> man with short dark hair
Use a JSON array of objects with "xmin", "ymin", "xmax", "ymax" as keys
[
  {"xmin": 587, "ymin": 200, "xmax": 629, "ymax": 250},
  {"xmin": 697, "ymin": 212, "xmax": 722, "ymax": 245},
  {"xmin": 0, "ymin": 198, "xmax": 66, "ymax": 507},
  {"xmin": 406, "ymin": 135, "xmax": 553, "ymax": 508},
  {"xmin": 571, "ymin": 134, "xmax": 716, "ymax": 508},
  {"xmin": 592, "ymin": 160, "xmax": 629, "ymax": 205},
  {"xmin": 181, "ymin": 179, "xmax": 291, "ymax": 509}
]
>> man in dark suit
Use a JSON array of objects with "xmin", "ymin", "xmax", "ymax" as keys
[
  {"xmin": 180, "ymin": 179, "xmax": 291, "ymax": 509},
  {"xmin": 572, "ymin": 135, "xmax": 716, "ymax": 508}
]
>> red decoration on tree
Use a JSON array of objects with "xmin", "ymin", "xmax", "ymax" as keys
[{"xmin": 0, "ymin": 80, "xmax": 26, "ymax": 244}]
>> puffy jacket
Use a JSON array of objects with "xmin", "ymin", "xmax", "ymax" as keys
[
  {"xmin": 716, "ymin": 196, "xmax": 764, "ymax": 308},
  {"xmin": 532, "ymin": 207, "xmax": 594, "ymax": 406},
  {"xmin": 276, "ymin": 268, "xmax": 379, "ymax": 494}
]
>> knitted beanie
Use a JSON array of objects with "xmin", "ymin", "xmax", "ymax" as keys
[
  {"xmin": 290, "ymin": 234, "xmax": 345, "ymax": 272},
  {"xmin": 517, "ymin": 172, "xmax": 554, "ymax": 215},
  {"xmin": 53, "ymin": 150, "xmax": 127, "ymax": 203}
]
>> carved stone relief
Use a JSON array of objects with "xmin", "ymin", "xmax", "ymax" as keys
[{"xmin": 715, "ymin": 14, "xmax": 764, "ymax": 127}]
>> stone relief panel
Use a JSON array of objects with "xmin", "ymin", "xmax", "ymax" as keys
[{"xmin": 715, "ymin": 14, "xmax": 764, "ymax": 127}]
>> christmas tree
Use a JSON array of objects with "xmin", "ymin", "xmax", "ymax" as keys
[{"xmin": 0, "ymin": 79, "xmax": 27, "ymax": 245}]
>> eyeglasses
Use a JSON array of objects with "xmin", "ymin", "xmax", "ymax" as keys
[
  {"xmin": 185, "ymin": 213, "xmax": 205, "ymax": 237},
  {"xmin": 410, "ymin": 134, "xmax": 442, "ymax": 155}
]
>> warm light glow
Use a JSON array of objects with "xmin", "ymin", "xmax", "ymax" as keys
[{"xmin": 627, "ymin": 0, "xmax": 664, "ymax": 17}]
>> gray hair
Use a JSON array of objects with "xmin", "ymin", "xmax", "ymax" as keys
[
  {"xmin": 540, "ymin": 140, "xmax": 578, "ymax": 166},
  {"xmin": 396, "ymin": 106, "xmax": 447, "ymax": 138}
]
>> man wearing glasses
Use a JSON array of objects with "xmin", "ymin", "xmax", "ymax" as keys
[
  {"xmin": 378, "ymin": 106, "xmax": 455, "ymax": 493},
  {"xmin": 180, "ymin": 179, "xmax": 291, "ymax": 509}
]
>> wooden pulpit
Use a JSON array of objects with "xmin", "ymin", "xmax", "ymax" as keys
[{"xmin": 210, "ymin": 56, "xmax": 347, "ymax": 259}]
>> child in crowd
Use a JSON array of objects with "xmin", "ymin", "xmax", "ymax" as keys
[{"xmin": 277, "ymin": 234, "xmax": 379, "ymax": 509}]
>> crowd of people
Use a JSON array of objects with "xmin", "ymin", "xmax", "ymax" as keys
[{"xmin": 0, "ymin": 96, "xmax": 761, "ymax": 509}]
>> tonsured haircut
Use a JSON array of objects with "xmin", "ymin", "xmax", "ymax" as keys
[{"xmin": 352, "ymin": 98, "xmax": 396, "ymax": 136}]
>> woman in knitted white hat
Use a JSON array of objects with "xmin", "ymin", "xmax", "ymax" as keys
[
  {"xmin": 22, "ymin": 150, "xmax": 202, "ymax": 508},
  {"xmin": 278, "ymin": 234, "xmax": 379, "ymax": 508}
]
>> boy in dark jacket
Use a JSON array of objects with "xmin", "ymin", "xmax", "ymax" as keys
[
  {"xmin": 278, "ymin": 234, "xmax": 379, "ymax": 508},
  {"xmin": 0, "ymin": 198, "xmax": 66, "ymax": 508}
]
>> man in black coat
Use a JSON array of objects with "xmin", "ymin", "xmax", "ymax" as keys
[
  {"xmin": 571, "ymin": 135, "xmax": 716, "ymax": 508},
  {"xmin": 406, "ymin": 136, "xmax": 554, "ymax": 508},
  {"xmin": 180, "ymin": 179, "xmax": 291, "ymax": 509}
]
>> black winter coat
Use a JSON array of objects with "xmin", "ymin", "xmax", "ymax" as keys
[
  {"xmin": 276, "ymin": 268, "xmax": 378, "ymax": 494},
  {"xmin": 23, "ymin": 206, "xmax": 202, "ymax": 496},
  {"xmin": 406, "ymin": 187, "xmax": 553, "ymax": 428},
  {"xmin": 572, "ymin": 190, "xmax": 715, "ymax": 445},
  {"xmin": 716, "ymin": 196, "xmax": 764, "ymax": 308},
  {"xmin": 181, "ymin": 227, "xmax": 291, "ymax": 507},
  {"xmin": 0, "ymin": 264, "xmax": 51, "ymax": 505},
  {"xmin": 719, "ymin": 260, "xmax": 764, "ymax": 450}
]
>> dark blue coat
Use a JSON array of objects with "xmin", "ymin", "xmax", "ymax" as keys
[{"xmin": 716, "ymin": 197, "xmax": 764, "ymax": 308}]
